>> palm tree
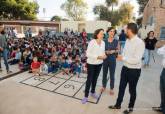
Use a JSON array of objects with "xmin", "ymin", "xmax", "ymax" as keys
[{"xmin": 106, "ymin": 0, "xmax": 118, "ymax": 12}]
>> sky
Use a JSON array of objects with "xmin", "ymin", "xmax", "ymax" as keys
[{"xmin": 36, "ymin": 0, "xmax": 139, "ymax": 21}]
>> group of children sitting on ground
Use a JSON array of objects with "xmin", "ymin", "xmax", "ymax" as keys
[{"xmin": 7, "ymin": 34, "xmax": 88, "ymax": 77}]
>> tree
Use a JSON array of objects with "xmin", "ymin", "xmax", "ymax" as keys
[
  {"xmin": 0, "ymin": 0, "xmax": 39, "ymax": 20},
  {"xmin": 137, "ymin": 0, "xmax": 149, "ymax": 14},
  {"xmin": 93, "ymin": 5, "xmax": 109, "ymax": 20},
  {"xmin": 118, "ymin": 2, "xmax": 134, "ymax": 25},
  {"xmin": 51, "ymin": 15, "xmax": 62, "ymax": 21},
  {"xmin": 61, "ymin": 0, "xmax": 87, "ymax": 21},
  {"xmin": 93, "ymin": 1, "xmax": 134, "ymax": 26},
  {"xmin": 50, "ymin": 15, "xmax": 69, "ymax": 21},
  {"xmin": 106, "ymin": 0, "xmax": 118, "ymax": 12}
]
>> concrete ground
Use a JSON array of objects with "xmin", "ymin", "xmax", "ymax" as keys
[{"xmin": 0, "ymin": 52, "xmax": 163, "ymax": 114}]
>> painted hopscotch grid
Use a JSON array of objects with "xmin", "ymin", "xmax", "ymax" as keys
[{"xmin": 20, "ymin": 72, "xmax": 103, "ymax": 104}]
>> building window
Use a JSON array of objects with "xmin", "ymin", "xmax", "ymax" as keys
[
  {"xmin": 160, "ymin": 27, "xmax": 165, "ymax": 39},
  {"xmin": 148, "ymin": 16, "xmax": 154, "ymax": 26},
  {"xmin": 161, "ymin": 0, "xmax": 165, "ymax": 8}
]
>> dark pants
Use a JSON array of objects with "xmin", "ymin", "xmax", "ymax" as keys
[
  {"xmin": 84, "ymin": 63, "xmax": 102, "ymax": 97},
  {"xmin": 102, "ymin": 60, "xmax": 116, "ymax": 89},
  {"xmin": 9, "ymin": 59, "xmax": 19, "ymax": 65},
  {"xmin": 160, "ymin": 68, "xmax": 165, "ymax": 114},
  {"xmin": 115, "ymin": 66, "xmax": 141, "ymax": 108}
]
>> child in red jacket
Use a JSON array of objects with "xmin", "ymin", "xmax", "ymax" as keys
[{"xmin": 31, "ymin": 57, "xmax": 41, "ymax": 76}]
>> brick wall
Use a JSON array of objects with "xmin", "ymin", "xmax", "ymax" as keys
[{"xmin": 142, "ymin": 0, "xmax": 165, "ymax": 39}]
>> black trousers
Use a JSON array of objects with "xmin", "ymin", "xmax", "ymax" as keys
[
  {"xmin": 84, "ymin": 63, "xmax": 102, "ymax": 97},
  {"xmin": 116, "ymin": 66, "xmax": 141, "ymax": 108},
  {"xmin": 160, "ymin": 68, "xmax": 165, "ymax": 114}
]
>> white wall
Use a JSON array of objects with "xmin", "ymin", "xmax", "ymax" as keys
[
  {"xmin": 61, "ymin": 21, "xmax": 79, "ymax": 32},
  {"xmin": 61, "ymin": 21, "xmax": 111, "ymax": 33},
  {"xmin": 86, "ymin": 21, "xmax": 111, "ymax": 33}
]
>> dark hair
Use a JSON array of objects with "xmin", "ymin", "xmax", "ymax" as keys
[
  {"xmin": 106, "ymin": 27, "xmax": 116, "ymax": 34},
  {"xmin": 93, "ymin": 29, "xmax": 104, "ymax": 39},
  {"xmin": 1, "ymin": 30, "xmax": 5, "ymax": 35},
  {"xmin": 121, "ymin": 29, "xmax": 125, "ymax": 33},
  {"xmin": 127, "ymin": 23, "xmax": 138, "ymax": 35},
  {"xmin": 147, "ymin": 31, "xmax": 154, "ymax": 37}
]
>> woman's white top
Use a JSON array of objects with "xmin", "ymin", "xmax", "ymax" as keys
[{"xmin": 86, "ymin": 39, "xmax": 105, "ymax": 65}]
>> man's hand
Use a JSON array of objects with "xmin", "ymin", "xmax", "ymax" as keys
[
  {"xmin": 0, "ymin": 47, "xmax": 3, "ymax": 52},
  {"xmin": 117, "ymin": 55, "xmax": 123, "ymax": 61}
]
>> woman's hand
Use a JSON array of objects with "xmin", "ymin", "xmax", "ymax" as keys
[
  {"xmin": 105, "ymin": 50, "xmax": 116, "ymax": 54},
  {"xmin": 97, "ymin": 54, "xmax": 107, "ymax": 60}
]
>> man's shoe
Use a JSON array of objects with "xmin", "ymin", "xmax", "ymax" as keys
[
  {"xmin": 123, "ymin": 108, "xmax": 133, "ymax": 114},
  {"xmin": 108, "ymin": 105, "xmax": 121, "ymax": 109},
  {"xmin": 152, "ymin": 107, "xmax": 162, "ymax": 112}
]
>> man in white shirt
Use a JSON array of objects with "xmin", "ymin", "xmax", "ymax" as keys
[
  {"xmin": 109, "ymin": 23, "xmax": 145, "ymax": 114},
  {"xmin": 153, "ymin": 41, "xmax": 165, "ymax": 114}
]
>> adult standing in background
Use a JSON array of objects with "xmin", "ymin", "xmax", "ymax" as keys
[
  {"xmin": 143, "ymin": 31, "xmax": 157, "ymax": 68},
  {"xmin": 101, "ymin": 27, "xmax": 120, "ymax": 95},
  {"xmin": 119, "ymin": 29, "xmax": 126, "ymax": 53},
  {"xmin": 109, "ymin": 23, "xmax": 145, "ymax": 114},
  {"xmin": 81, "ymin": 29, "xmax": 87, "ymax": 45},
  {"xmin": 0, "ymin": 29, "xmax": 12, "ymax": 74},
  {"xmin": 81, "ymin": 29, "xmax": 107, "ymax": 104}
]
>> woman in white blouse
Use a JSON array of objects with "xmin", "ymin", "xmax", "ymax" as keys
[{"xmin": 81, "ymin": 29, "xmax": 107, "ymax": 104}]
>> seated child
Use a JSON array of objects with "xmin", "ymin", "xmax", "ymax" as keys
[
  {"xmin": 61, "ymin": 57, "xmax": 69, "ymax": 75},
  {"xmin": 74, "ymin": 60, "xmax": 82, "ymax": 78},
  {"xmin": 9, "ymin": 48, "xmax": 22, "ymax": 65},
  {"xmin": 40, "ymin": 60, "xmax": 48, "ymax": 75},
  {"xmin": 67, "ymin": 56, "xmax": 72, "ymax": 67},
  {"xmin": 49, "ymin": 54, "xmax": 59, "ymax": 73},
  {"xmin": 69, "ymin": 58, "xmax": 76, "ymax": 74},
  {"xmin": 18, "ymin": 61, "xmax": 24, "ymax": 71},
  {"xmin": 23, "ymin": 48, "xmax": 32, "ymax": 65},
  {"xmin": 31, "ymin": 57, "xmax": 41, "ymax": 76}
]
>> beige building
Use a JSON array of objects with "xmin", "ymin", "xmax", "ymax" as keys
[
  {"xmin": 0, "ymin": 20, "xmax": 111, "ymax": 34},
  {"xmin": 142, "ymin": 0, "xmax": 165, "ymax": 39}
]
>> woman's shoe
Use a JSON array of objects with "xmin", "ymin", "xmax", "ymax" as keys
[{"xmin": 81, "ymin": 97, "xmax": 88, "ymax": 104}]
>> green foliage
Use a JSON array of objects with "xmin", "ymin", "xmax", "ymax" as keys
[
  {"xmin": 51, "ymin": 15, "xmax": 62, "ymax": 21},
  {"xmin": 61, "ymin": 0, "xmax": 87, "ymax": 21},
  {"xmin": 0, "ymin": 0, "xmax": 39, "ymax": 20},
  {"xmin": 93, "ymin": 1, "xmax": 134, "ymax": 26},
  {"xmin": 50, "ymin": 15, "xmax": 69, "ymax": 21},
  {"xmin": 118, "ymin": 2, "xmax": 134, "ymax": 25}
]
